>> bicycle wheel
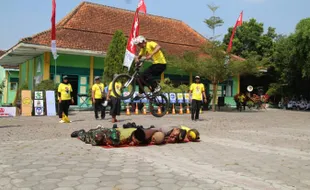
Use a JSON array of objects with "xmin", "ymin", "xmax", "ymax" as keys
[
  {"xmin": 112, "ymin": 74, "xmax": 135, "ymax": 100},
  {"xmin": 149, "ymin": 94, "xmax": 169, "ymax": 117}
]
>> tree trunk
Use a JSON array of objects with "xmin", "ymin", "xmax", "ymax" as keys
[
  {"xmin": 212, "ymin": 82, "xmax": 217, "ymax": 112},
  {"xmin": 189, "ymin": 72, "xmax": 193, "ymax": 84}
]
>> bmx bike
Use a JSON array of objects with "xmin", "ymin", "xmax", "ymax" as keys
[{"xmin": 111, "ymin": 60, "xmax": 169, "ymax": 117}]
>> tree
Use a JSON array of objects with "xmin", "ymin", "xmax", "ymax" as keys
[
  {"xmin": 198, "ymin": 42, "xmax": 260, "ymax": 111},
  {"xmin": 223, "ymin": 18, "xmax": 276, "ymax": 59},
  {"xmin": 269, "ymin": 18, "xmax": 310, "ymax": 98},
  {"xmin": 295, "ymin": 18, "xmax": 310, "ymax": 78},
  {"xmin": 103, "ymin": 30, "xmax": 127, "ymax": 84},
  {"xmin": 168, "ymin": 51, "xmax": 201, "ymax": 84},
  {"xmin": 204, "ymin": 4, "xmax": 224, "ymax": 40}
]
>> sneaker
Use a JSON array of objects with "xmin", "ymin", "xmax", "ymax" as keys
[
  {"xmin": 153, "ymin": 86, "xmax": 161, "ymax": 94},
  {"xmin": 59, "ymin": 120, "xmax": 65, "ymax": 123}
]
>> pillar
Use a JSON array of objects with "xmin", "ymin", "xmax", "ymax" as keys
[
  {"xmin": 26, "ymin": 61, "xmax": 29, "ymax": 83},
  {"xmin": 189, "ymin": 72, "xmax": 193, "ymax": 84},
  {"xmin": 160, "ymin": 72, "xmax": 164, "ymax": 82},
  {"xmin": 43, "ymin": 52, "xmax": 50, "ymax": 80},
  {"xmin": 90, "ymin": 56, "xmax": 94, "ymax": 87},
  {"xmin": 237, "ymin": 74, "xmax": 240, "ymax": 93}
]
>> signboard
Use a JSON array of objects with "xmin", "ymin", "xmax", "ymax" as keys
[
  {"xmin": 123, "ymin": 92, "xmax": 131, "ymax": 104},
  {"xmin": 34, "ymin": 100, "xmax": 44, "ymax": 107},
  {"xmin": 141, "ymin": 95, "xmax": 149, "ymax": 103},
  {"xmin": 169, "ymin": 93, "xmax": 176, "ymax": 104},
  {"xmin": 35, "ymin": 107, "xmax": 44, "ymax": 116},
  {"xmin": 0, "ymin": 107, "xmax": 16, "ymax": 117},
  {"xmin": 184, "ymin": 93, "xmax": 190, "ymax": 104},
  {"xmin": 34, "ymin": 91, "xmax": 43, "ymax": 100},
  {"xmin": 21, "ymin": 90, "xmax": 32, "ymax": 116},
  {"xmin": 132, "ymin": 92, "xmax": 140, "ymax": 103},
  {"xmin": 177, "ymin": 93, "xmax": 184, "ymax": 104},
  {"xmin": 46, "ymin": 91, "xmax": 56, "ymax": 116}
]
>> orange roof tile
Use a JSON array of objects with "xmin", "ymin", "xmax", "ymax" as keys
[{"xmin": 21, "ymin": 2, "xmax": 207, "ymax": 56}]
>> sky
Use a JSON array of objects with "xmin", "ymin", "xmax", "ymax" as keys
[{"xmin": 0, "ymin": 0, "xmax": 309, "ymax": 50}]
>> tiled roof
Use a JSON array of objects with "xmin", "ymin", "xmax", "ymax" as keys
[
  {"xmin": 0, "ymin": 50, "xmax": 5, "ymax": 57},
  {"xmin": 21, "ymin": 2, "xmax": 207, "ymax": 56}
]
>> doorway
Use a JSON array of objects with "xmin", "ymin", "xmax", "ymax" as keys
[{"xmin": 62, "ymin": 74, "xmax": 78, "ymax": 105}]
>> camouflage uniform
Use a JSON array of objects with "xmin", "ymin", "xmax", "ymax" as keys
[{"xmin": 78, "ymin": 127, "xmax": 120, "ymax": 146}]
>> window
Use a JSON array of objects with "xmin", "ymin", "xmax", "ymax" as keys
[{"xmin": 10, "ymin": 82, "xmax": 18, "ymax": 91}]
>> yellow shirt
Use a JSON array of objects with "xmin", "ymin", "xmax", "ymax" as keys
[
  {"xmin": 139, "ymin": 41, "xmax": 167, "ymax": 64},
  {"xmin": 58, "ymin": 83, "xmax": 73, "ymax": 100},
  {"xmin": 108, "ymin": 82, "xmax": 122, "ymax": 98},
  {"xmin": 190, "ymin": 83, "xmax": 205, "ymax": 101},
  {"xmin": 92, "ymin": 83, "xmax": 104, "ymax": 99}
]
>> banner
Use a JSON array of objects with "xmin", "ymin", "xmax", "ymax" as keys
[
  {"xmin": 123, "ymin": 92, "xmax": 132, "ymax": 104},
  {"xmin": 177, "ymin": 93, "xmax": 184, "ymax": 104},
  {"xmin": 21, "ymin": 90, "xmax": 32, "ymax": 116},
  {"xmin": 169, "ymin": 93, "xmax": 176, "ymax": 104},
  {"xmin": 34, "ymin": 91, "xmax": 43, "ymax": 100},
  {"xmin": 0, "ymin": 107, "xmax": 16, "ymax": 117},
  {"xmin": 133, "ymin": 92, "xmax": 141, "ymax": 103},
  {"xmin": 123, "ymin": 0, "xmax": 147, "ymax": 70},
  {"xmin": 46, "ymin": 91, "xmax": 56, "ymax": 116},
  {"xmin": 184, "ymin": 93, "xmax": 190, "ymax": 104},
  {"xmin": 51, "ymin": 0, "xmax": 58, "ymax": 60}
]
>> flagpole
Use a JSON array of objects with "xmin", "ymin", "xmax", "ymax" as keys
[{"xmin": 54, "ymin": 58, "xmax": 57, "ymax": 83}]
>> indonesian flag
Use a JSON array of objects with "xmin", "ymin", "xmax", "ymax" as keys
[
  {"xmin": 137, "ymin": 0, "xmax": 147, "ymax": 14},
  {"xmin": 227, "ymin": 11, "xmax": 243, "ymax": 53},
  {"xmin": 51, "ymin": 0, "xmax": 58, "ymax": 60},
  {"xmin": 123, "ymin": 0, "xmax": 147, "ymax": 70}
]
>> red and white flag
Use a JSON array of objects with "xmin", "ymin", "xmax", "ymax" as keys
[
  {"xmin": 123, "ymin": 0, "xmax": 147, "ymax": 69},
  {"xmin": 137, "ymin": 0, "xmax": 147, "ymax": 14},
  {"xmin": 227, "ymin": 11, "xmax": 243, "ymax": 53},
  {"xmin": 51, "ymin": 0, "xmax": 58, "ymax": 60}
]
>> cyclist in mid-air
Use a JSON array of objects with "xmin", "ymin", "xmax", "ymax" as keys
[{"xmin": 133, "ymin": 35, "xmax": 167, "ymax": 99}]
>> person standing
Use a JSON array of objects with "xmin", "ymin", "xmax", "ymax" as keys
[
  {"xmin": 189, "ymin": 76, "xmax": 207, "ymax": 121},
  {"xmin": 92, "ymin": 76, "xmax": 106, "ymax": 120},
  {"xmin": 107, "ymin": 74, "xmax": 122, "ymax": 123},
  {"xmin": 58, "ymin": 75, "xmax": 74, "ymax": 123}
]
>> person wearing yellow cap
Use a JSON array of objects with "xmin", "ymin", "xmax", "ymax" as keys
[
  {"xmin": 180, "ymin": 125, "xmax": 200, "ymax": 142},
  {"xmin": 189, "ymin": 76, "xmax": 207, "ymax": 121}
]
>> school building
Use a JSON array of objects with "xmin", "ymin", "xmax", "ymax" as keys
[{"xmin": 0, "ymin": 2, "xmax": 242, "ymax": 107}]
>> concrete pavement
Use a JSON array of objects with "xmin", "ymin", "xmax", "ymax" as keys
[{"xmin": 1, "ymin": 109, "xmax": 310, "ymax": 190}]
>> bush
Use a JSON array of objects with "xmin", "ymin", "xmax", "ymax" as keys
[
  {"xmin": 34, "ymin": 80, "xmax": 58, "ymax": 101},
  {"xmin": 159, "ymin": 78, "xmax": 189, "ymax": 93}
]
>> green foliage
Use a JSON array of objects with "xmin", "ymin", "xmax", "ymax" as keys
[
  {"xmin": 223, "ymin": 18, "xmax": 276, "ymax": 59},
  {"xmin": 267, "ymin": 18, "xmax": 310, "ymax": 97},
  {"xmin": 159, "ymin": 78, "xmax": 189, "ymax": 93},
  {"xmin": 34, "ymin": 80, "xmax": 58, "ymax": 101},
  {"xmin": 169, "ymin": 51, "xmax": 200, "ymax": 76},
  {"xmin": 204, "ymin": 4, "xmax": 224, "ymax": 39},
  {"xmin": 266, "ymin": 83, "xmax": 282, "ymax": 96},
  {"xmin": 35, "ymin": 80, "xmax": 57, "ymax": 91},
  {"xmin": 0, "ymin": 80, "xmax": 5, "ymax": 95},
  {"xmin": 103, "ymin": 30, "xmax": 128, "ymax": 83}
]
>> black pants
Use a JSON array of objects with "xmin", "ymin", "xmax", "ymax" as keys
[
  {"xmin": 139, "ymin": 64, "xmax": 166, "ymax": 93},
  {"xmin": 191, "ymin": 99, "xmax": 202, "ymax": 120},
  {"xmin": 94, "ymin": 98, "xmax": 106, "ymax": 119},
  {"xmin": 110, "ymin": 97, "xmax": 121, "ymax": 116},
  {"xmin": 59, "ymin": 100, "xmax": 71, "ymax": 118}
]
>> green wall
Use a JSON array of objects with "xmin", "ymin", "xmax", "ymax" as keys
[{"xmin": 8, "ymin": 71, "xmax": 19, "ymax": 104}]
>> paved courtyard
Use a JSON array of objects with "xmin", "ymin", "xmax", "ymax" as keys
[{"xmin": 1, "ymin": 109, "xmax": 310, "ymax": 190}]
